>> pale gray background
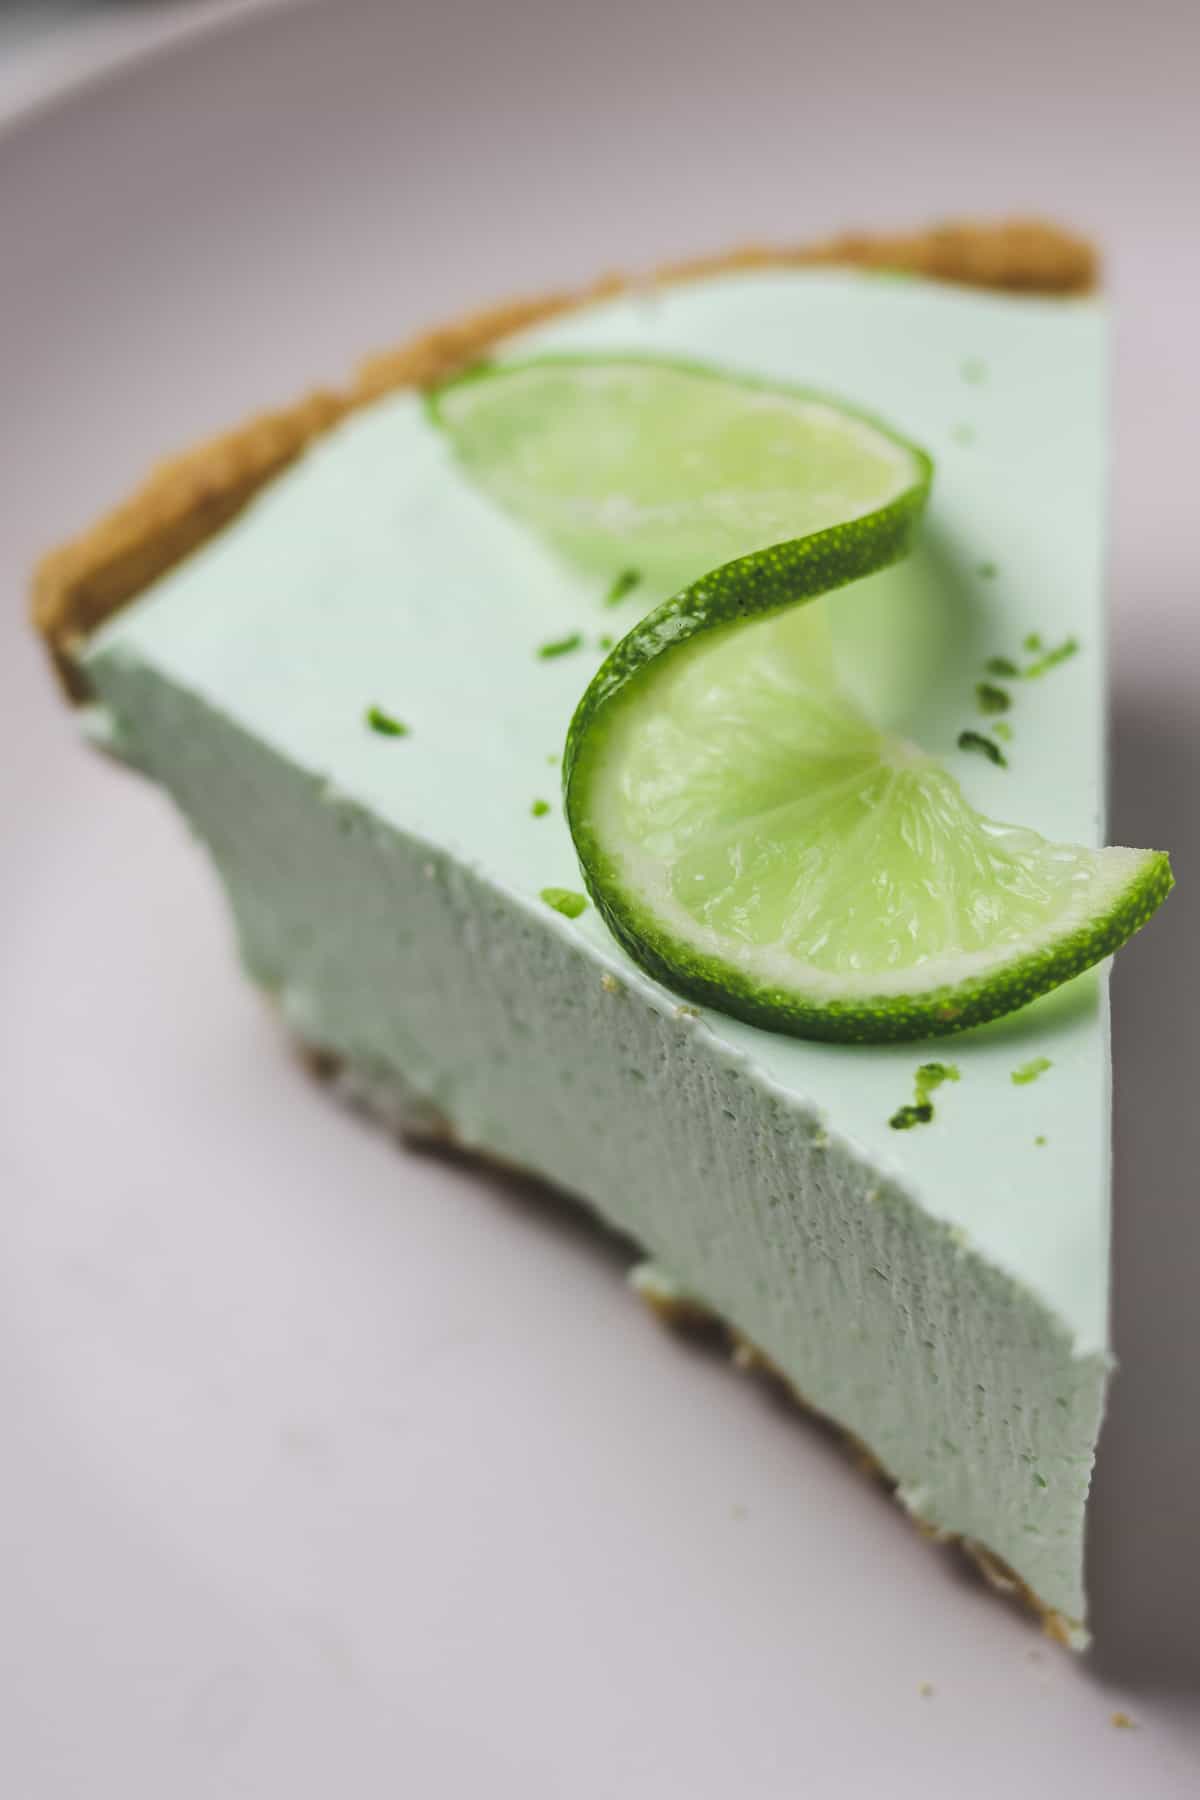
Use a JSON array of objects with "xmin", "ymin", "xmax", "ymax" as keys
[{"xmin": 1, "ymin": 1, "xmax": 1197, "ymax": 1793}]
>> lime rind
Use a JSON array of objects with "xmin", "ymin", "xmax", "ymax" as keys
[
  {"xmin": 568, "ymin": 490, "xmax": 931, "ymax": 739},
  {"xmin": 567, "ymin": 830, "xmax": 1172, "ymax": 1045}
]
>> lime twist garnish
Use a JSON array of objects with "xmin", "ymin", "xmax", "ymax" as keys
[{"xmin": 432, "ymin": 355, "xmax": 1172, "ymax": 1043}]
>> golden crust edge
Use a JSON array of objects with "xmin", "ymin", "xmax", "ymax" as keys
[{"xmin": 32, "ymin": 217, "xmax": 1097, "ymax": 697}]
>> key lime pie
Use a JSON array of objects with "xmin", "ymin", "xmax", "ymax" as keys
[{"xmin": 34, "ymin": 220, "xmax": 1172, "ymax": 1647}]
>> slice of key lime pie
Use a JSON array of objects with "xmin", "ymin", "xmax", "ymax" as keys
[{"xmin": 34, "ymin": 221, "xmax": 1171, "ymax": 1646}]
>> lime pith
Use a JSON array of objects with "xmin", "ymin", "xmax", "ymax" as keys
[{"xmin": 433, "ymin": 354, "xmax": 1172, "ymax": 1043}]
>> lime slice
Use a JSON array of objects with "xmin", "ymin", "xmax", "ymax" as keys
[
  {"xmin": 430, "ymin": 354, "xmax": 931, "ymax": 593},
  {"xmin": 432, "ymin": 353, "xmax": 1172, "ymax": 1041},
  {"xmin": 566, "ymin": 603, "xmax": 1171, "ymax": 1040}
]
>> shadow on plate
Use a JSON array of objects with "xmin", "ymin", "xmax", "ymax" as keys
[{"xmin": 1085, "ymin": 680, "xmax": 1200, "ymax": 1695}]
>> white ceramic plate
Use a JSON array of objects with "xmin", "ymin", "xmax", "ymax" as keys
[{"xmin": 2, "ymin": 3, "xmax": 1198, "ymax": 1792}]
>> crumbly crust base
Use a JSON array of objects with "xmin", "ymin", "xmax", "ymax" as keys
[{"xmin": 32, "ymin": 218, "xmax": 1096, "ymax": 696}]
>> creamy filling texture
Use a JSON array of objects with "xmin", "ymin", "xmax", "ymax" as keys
[{"xmin": 83, "ymin": 269, "xmax": 1110, "ymax": 1623}]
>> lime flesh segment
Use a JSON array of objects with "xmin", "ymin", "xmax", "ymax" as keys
[
  {"xmin": 432, "ymin": 356, "xmax": 930, "ymax": 593},
  {"xmin": 569, "ymin": 606, "xmax": 1172, "ymax": 1042}
]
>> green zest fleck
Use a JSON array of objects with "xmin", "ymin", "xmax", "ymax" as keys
[
  {"xmin": 958, "ymin": 730, "xmax": 1007, "ymax": 768},
  {"xmin": 540, "ymin": 886, "xmax": 588, "ymax": 919},
  {"xmin": 365, "ymin": 706, "xmax": 409, "ymax": 737},
  {"xmin": 993, "ymin": 720, "xmax": 1013, "ymax": 742},
  {"xmin": 531, "ymin": 798, "xmax": 551, "ymax": 818},
  {"xmin": 891, "ymin": 1062, "xmax": 959, "ymax": 1130},
  {"xmin": 597, "ymin": 634, "xmax": 614, "ymax": 650},
  {"xmin": 977, "ymin": 561, "xmax": 999, "ymax": 579},
  {"xmin": 1035, "ymin": 1134, "xmax": 1048, "ymax": 1146},
  {"xmin": 976, "ymin": 681, "xmax": 1011, "ymax": 715},
  {"xmin": 889, "ymin": 1102, "xmax": 933, "ymax": 1131},
  {"xmin": 961, "ymin": 356, "xmax": 988, "ymax": 384},
  {"xmin": 951, "ymin": 423, "xmax": 975, "ymax": 447},
  {"xmin": 984, "ymin": 638, "xmax": 1077, "ymax": 683},
  {"xmin": 604, "ymin": 568, "xmax": 642, "ymax": 608},
  {"xmin": 1012, "ymin": 1056, "xmax": 1052, "ymax": 1086},
  {"xmin": 1024, "ymin": 636, "xmax": 1079, "ymax": 678},
  {"xmin": 916, "ymin": 1061, "xmax": 960, "ymax": 1104},
  {"xmin": 537, "ymin": 632, "xmax": 584, "ymax": 660}
]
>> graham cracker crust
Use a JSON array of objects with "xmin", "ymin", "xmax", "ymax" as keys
[{"xmin": 32, "ymin": 218, "xmax": 1096, "ymax": 696}]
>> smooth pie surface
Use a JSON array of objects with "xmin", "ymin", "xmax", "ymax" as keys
[{"xmin": 85, "ymin": 268, "xmax": 1110, "ymax": 1625}]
